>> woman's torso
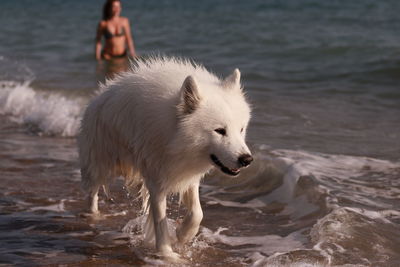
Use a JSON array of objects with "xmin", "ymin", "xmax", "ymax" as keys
[{"xmin": 102, "ymin": 17, "xmax": 127, "ymax": 57}]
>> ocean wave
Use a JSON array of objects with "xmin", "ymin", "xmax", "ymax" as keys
[
  {"xmin": 205, "ymin": 147, "xmax": 399, "ymax": 211},
  {"xmin": 267, "ymin": 149, "xmax": 400, "ymax": 209},
  {"xmin": 201, "ymin": 148, "xmax": 400, "ymax": 265},
  {"xmin": 0, "ymin": 80, "xmax": 84, "ymax": 137},
  {"xmin": 310, "ymin": 206, "xmax": 400, "ymax": 266}
]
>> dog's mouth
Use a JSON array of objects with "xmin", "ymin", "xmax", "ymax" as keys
[{"xmin": 210, "ymin": 154, "xmax": 240, "ymax": 176}]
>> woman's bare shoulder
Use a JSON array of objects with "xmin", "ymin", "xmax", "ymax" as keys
[
  {"xmin": 121, "ymin": 17, "xmax": 130, "ymax": 24},
  {"xmin": 98, "ymin": 20, "xmax": 107, "ymax": 27}
]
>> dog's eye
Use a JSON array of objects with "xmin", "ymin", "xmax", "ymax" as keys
[
  {"xmin": 215, "ymin": 128, "xmax": 226, "ymax": 136},
  {"xmin": 241, "ymin": 128, "xmax": 244, "ymax": 133}
]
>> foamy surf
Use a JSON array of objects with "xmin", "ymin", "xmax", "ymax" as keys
[
  {"xmin": 266, "ymin": 148, "xmax": 400, "ymax": 209},
  {"xmin": 197, "ymin": 148, "xmax": 400, "ymax": 266},
  {"xmin": 0, "ymin": 80, "xmax": 84, "ymax": 137},
  {"xmin": 258, "ymin": 150, "xmax": 400, "ymax": 266},
  {"xmin": 122, "ymin": 214, "xmax": 305, "ymax": 266}
]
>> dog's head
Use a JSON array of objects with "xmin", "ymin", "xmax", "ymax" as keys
[{"xmin": 176, "ymin": 69, "xmax": 252, "ymax": 176}]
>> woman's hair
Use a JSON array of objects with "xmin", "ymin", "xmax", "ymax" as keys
[{"xmin": 103, "ymin": 0, "xmax": 120, "ymax": 21}]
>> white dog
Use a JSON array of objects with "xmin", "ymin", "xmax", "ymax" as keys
[{"xmin": 78, "ymin": 57, "xmax": 253, "ymax": 261}]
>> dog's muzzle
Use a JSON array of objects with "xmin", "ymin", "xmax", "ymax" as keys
[
  {"xmin": 210, "ymin": 154, "xmax": 253, "ymax": 176},
  {"xmin": 238, "ymin": 154, "xmax": 253, "ymax": 167}
]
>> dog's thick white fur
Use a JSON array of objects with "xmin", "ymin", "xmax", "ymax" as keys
[{"xmin": 78, "ymin": 57, "xmax": 253, "ymax": 261}]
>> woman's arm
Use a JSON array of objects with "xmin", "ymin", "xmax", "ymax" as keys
[
  {"xmin": 95, "ymin": 22, "xmax": 103, "ymax": 60},
  {"xmin": 124, "ymin": 18, "xmax": 136, "ymax": 58}
]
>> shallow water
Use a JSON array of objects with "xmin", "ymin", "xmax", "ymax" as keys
[
  {"xmin": 1, "ymin": 116, "xmax": 400, "ymax": 266},
  {"xmin": 0, "ymin": 118, "xmax": 247, "ymax": 266},
  {"xmin": 1, "ymin": 0, "xmax": 400, "ymax": 266}
]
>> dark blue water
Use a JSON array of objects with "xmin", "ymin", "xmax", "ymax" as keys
[
  {"xmin": 1, "ymin": 0, "xmax": 399, "ymax": 158},
  {"xmin": 1, "ymin": 1, "xmax": 400, "ymax": 266}
]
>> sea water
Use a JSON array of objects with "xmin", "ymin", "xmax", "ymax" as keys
[{"xmin": 1, "ymin": 0, "xmax": 399, "ymax": 266}]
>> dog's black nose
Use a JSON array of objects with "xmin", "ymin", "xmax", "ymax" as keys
[{"xmin": 238, "ymin": 154, "xmax": 253, "ymax": 167}]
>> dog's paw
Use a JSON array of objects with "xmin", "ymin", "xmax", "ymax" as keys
[
  {"xmin": 158, "ymin": 247, "xmax": 187, "ymax": 264},
  {"xmin": 162, "ymin": 251, "xmax": 187, "ymax": 264}
]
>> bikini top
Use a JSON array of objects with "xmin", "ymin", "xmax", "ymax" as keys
[{"xmin": 104, "ymin": 27, "xmax": 125, "ymax": 39}]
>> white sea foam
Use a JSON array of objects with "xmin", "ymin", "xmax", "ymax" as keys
[
  {"xmin": 258, "ymin": 148, "xmax": 400, "ymax": 209},
  {"xmin": 270, "ymin": 149, "xmax": 399, "ymax": 180},
  {"xmin": 200, "ymin": 226, "xmax": 305, "ymax": 253},
  {"xmin": 0, "ymin": 80, "xmax": 84, "ymax": 137},
  {"xmin": 205, "ymin": 197, "xmax": 265, "ymax": 212},
  {"xmin": 122, "ymin": 216, "xmax": 306, "ymax": 266},
  {"xmin": 309, "ymin": 206, "xmax": 399, "ymax": 266},
  {"xmin": 200, "ymin": 148, "xmax": 400, "ymax": 265},
  {"xmin": 29, "ymin": 199, "xmax": 66, "ymax": 212},
  {"xmin": 248, "ymin": 252, "xmax": 323, "ymax": 267},
  {"xmin": 199, "ymin": 226, "xmax": 306, "ymax": 267}
]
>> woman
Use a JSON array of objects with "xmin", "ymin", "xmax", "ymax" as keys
[{"xmin": 95, "ymin": 0, "xmax": 136, "ymax": 60}]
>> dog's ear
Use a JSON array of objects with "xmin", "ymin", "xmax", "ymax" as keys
[
  {"xmin": 222, "ymin": 68, "xmax": 241, "ymax": 89},
  {"xmin": 178, "ymin": 76, "xmax": 202, "ymax": 115}
]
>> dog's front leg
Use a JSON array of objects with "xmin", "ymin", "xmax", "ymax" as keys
[
  {"xmin": 149, "ymin": 191, "xmax": 180, "ymax": 261},
  {"xmin": 88, "ymin": 184, "xmax": 100, "ymax": 214},
  {"xmin": 177, "ymin": 183, "xmax": 203, "ymax": 244}
]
